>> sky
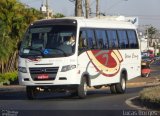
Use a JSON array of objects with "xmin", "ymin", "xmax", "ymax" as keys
[{"xmin": 19, "ymin": 0, "xmax": 160, "ymax": 29}]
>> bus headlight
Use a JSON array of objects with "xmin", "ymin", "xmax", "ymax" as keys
[
  {"xmin": 18, "ymin": 67, "xmax": 27, "ymax": 73},
  {"xmin": 61, "ymin": 65, "xmax": 76, "ymax": 72}
]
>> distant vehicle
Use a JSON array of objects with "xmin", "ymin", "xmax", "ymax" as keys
[
  {"xmin": 142, "ymin": 57, "xmax": 151, "ymax": 62},
  {"xmin": 141, "ymin": 52, "xmax": 148, "ymax": 58},
  {"xmin": 141, "ymin": 50, "xmax": 154, "ymax": 59},
  {"xmin": 154, "ymin": 56, "xmax": 160, "ymax": 60},
  {"xmin": 18, "ymin": 17, "xmax": 141, "ymax": 99},
  {"xmin": 141, "ymin": 62, "xmax": 151, "ymax": 77}
]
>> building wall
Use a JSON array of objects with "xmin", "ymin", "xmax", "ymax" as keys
[{"xmin": 140, "ymin": 37, "xmax": 148, "ymax": 52}]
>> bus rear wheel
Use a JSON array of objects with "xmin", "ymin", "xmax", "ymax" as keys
[
  {"xmin": 26, "ymin": 86, "xmax": 37, "ymax": 100},
  {"xmin": 115, "ymin": 74, "xmax": 126, "ymax": 94},
  {"xmin": 110, "ymin": 84, "xmax": 117, "ymax": 94}
]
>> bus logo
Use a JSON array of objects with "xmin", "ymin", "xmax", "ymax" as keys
[{"xmin": 87, "ymin": 50, "xmax": 123, "ymax": 77}]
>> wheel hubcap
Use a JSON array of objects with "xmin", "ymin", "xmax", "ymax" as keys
[
  {"xmin": 84, "ymin": 82, "xmax": 87, "ymax": 95},
  {"xmin": 121, "ymin": 78, "xmax": 126, "ymax": 90}
]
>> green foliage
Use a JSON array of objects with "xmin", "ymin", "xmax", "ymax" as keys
[
  {"xmin": 146, "ymin": 26, "xmax": 157, "ymax": 39},
  {"xmin": 53, "ymin": 13, "xmax": 65, "ymax": 18},
  {"xmin": 157, "ymin": 53, "xmax": 160, "ymax": 56},
  {"xmin": 0, "ymin": 0, "xmax": 43, "ymax": 73},
  {"xmin": 0, "ymin": 28, "xmax": 14, "ymax": 62},
  {"xmin": 0, "ymin": 1, "xmax": 65, "ymax": 74},
  {"xmin": 0, "ymin": 71, "xmax": 18, "ymax": 85},
  {"xmin": 139, "ymin": 85, "xmax": 160, "ymax": 104}
]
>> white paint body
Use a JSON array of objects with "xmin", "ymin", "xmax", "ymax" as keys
[{"xmin": 18, "ymin": 17, "xmax": 141, "ymax": 87}]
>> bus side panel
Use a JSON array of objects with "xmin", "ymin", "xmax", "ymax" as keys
[
  {"xmin": 120, "ymin": 49, "xmax": 141, "ymax": 80},
  {"xmin": 78, "ymin": 49, "xmax": 141, "ymax": 86},
  {"xmin": 78, "ymin": 50, "xmax": 124, "ymax": 86}
]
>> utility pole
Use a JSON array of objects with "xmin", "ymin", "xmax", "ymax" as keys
[
  {"xmin": 96, "ymin": 0, "xmax": 99, "ymax": 17},
  {"xmin": 85, "ymin": 0, "xmax": 90, "ymax": 18},
  {"xmin": 46, "ymin": 0, "xmax": 49, "ymax": 19},
  {"xmin": 147, "ymin": 27, "xmax": 149, "ymax": 51},
  {"xmin": 75, "ymin": 0, "xmax": 82, "ymax": 17}
]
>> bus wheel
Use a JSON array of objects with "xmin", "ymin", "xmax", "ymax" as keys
[
  {"xmin": 115, "ymin": 74, "xmax": 126, "ymax": 94},
  {"xmin": 110, "ymin": 84, "xmax": 117, "ymax": 94},
  {"xmin": 26, "ymin": 86, "xmax": 37, "ymax": 100},
  {"xmin": 77, "ymin": 77, "xmax": 87, "ymax": 99}
]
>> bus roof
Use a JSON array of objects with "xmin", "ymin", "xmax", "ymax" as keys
[{"xmin": 31, "ymin": 17, "xmax": 137, "ymax": 29}]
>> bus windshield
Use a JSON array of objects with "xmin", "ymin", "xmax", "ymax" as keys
[{"xmin": 19, "ymin": 25, "xmax": 77, "ymax": 58}]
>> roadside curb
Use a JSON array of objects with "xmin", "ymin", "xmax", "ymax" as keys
[
  {"xmin": 0, "ymin": 85, "xmax": 25, "ymax": 92},
  {"xmin": 125, "ymin": 96, "xmax": 148, "ymax": 110},
  {"xmin": 125, "ymin": 96, "xmax": 160, "ymax": 112},
  {"xmin": 145, "ymin": 82, "xmax": 160, "ymax": 87},
  {"xmin": 127, "ymin": 82, "xmax": 146, "ymax": 87},
  {"xmin": 125, "ymin": 82, "xmax": 160, "ymax": 111},
  {"xmin": 127, "ymin": 81, "xmax": 160, "ymax": 87}
]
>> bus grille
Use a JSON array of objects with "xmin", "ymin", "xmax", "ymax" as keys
[{"xmin": 29, "ymin": 67, "xmax": 59, "ymax": 81}]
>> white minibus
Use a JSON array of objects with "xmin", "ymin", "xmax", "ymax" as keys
[{"xmin": 18, "ymin": 17, "xmax": 141, "ymax": 99}]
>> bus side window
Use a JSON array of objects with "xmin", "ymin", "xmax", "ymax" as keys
[
  {"xmin": 79, "ymin": 30, "xmax": 88, "ymax": 53},
  {"xmin": 98, "ymin": 39, "xmax": 103, "ymax": 49},
  {"xmin": 95, "ymin": 29, "xmax": 108, "ymax": 49},
  {"xmin": 86, "ymin": 29, "xmax": 97, "ymax": 49},
  {"xmin": 117, "ymin": 30, "xmax": 129, "ymax": 49},
  {"xmin": 106, "ymin": 30, "xmax": 118, "ymax": 49},
  {"xmin": 127, "ymin": 30, "xmax": 138, "ymax": 49}
]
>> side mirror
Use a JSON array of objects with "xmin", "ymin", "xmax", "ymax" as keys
[{"xmin": 17, "ymin": 41, "xmax": 22, "ymax": 50}]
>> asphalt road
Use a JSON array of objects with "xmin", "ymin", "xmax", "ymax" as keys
[
  {"xmin": 0, "ymin": 63, "xmax": 160, "ymax": 116},
  {"xmin": 0, "ymin": 86, "xmax": 143, "ymax": 110},
  {"xmin": 151, "ymin": 64, "xmax": 160, "ymax": 76},
  {"xmin": 0, "ymin": 86, "xmax": 144, "ymax": 116}
]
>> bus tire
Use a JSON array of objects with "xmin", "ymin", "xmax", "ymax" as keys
[
  {"xmin": 110, "ymin": 84, "xmax": 117, "ymax": 94},
  {"xmin": 26, "ymin": 86, "xmax": 37, "ymax": 100},
  {"xmin": 115, "ymin": 74, "xmax": 126, "ymax": 94},
  {"xmin": 77, "ymin": 77, "xmax": 87, "ymax": 99}
]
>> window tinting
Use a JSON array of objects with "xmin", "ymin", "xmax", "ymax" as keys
[
  {"xmin": 78, "ymin": 28, "xmax": 138, "ymax": 52},
  {"xmin": 20, "ymin": 25, "xmax": 76, "ymax": 58},
  {"xmin": 95, "ymin": 29, "xmax": 108, "ymax": 49},
  {"xmin": 127, "ymin": 30, "xmax": 138, "ymax": 48},
  {"xmin": 86, "ymin": 29, "xmax": 97, "ymax": 49},
  {"xmin": 106, "ymin": 30, "xmax": 118, "ymax": 49},
  {"xmin": 117, "ymin": 30, "xmax": 129, "ymax": 49},
  {"xmin": 79, "ymin": 30, "xmax": 88, "ymax": 49}
]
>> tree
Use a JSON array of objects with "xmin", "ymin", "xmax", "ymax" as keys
[
  {"xmin": 147, "ymin": 26, "xmax": 157, "ymax": 39},
  {"xmin": 53, "ymin": 13, "xmax": 65, "ymax": 18},
  {"xmin": 75, "ymin": 0, "xmax": 82, "ymax": 16},
  {"xmin": 145, "ymin": 26, "xmax": 159, "ymax": 55},
  {"xmin": 0, "ymin": 0, "xmax": 43, "ymax": 73},
  {"xmin": 0, "ymin": 0, "xmax": 18, "ymax": 73}
]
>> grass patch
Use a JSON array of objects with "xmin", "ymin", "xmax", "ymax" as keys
[
  {"xmin": 139, "ymin": 85, "xmax": 160, "ymax": 104},
  {"xmin": 0, "ymin": 71, "xmax": 18, "ymax": 85}
]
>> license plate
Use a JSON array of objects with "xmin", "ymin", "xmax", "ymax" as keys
[{"xmin": 37, "ymin": 74, "xmax": 49, "ymax": 80}]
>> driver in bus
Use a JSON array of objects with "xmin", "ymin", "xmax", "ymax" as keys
[{"xmin": 64, "ymin": 35, "xmax": 75, "ymax": 46}]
